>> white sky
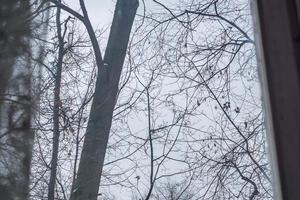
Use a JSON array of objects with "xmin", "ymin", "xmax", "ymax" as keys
[
  {"xmin": 85, "ymin": 0, "xmax": 115, "ymax": 27},
  {"xmin": 63, "ymin": 0, "xmax": 115, "ymax": 32}
]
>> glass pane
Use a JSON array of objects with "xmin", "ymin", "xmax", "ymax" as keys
[{"xmin": 27, "ymin": 0, "xmax": 274, "ymax": 199}]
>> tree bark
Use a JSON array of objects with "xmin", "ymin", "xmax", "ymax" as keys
[
  {"xmin": 47, "ymin": 2, "xmax": 64, "ymax": 200},
  {"xmin": 69, "ymin": 0, "xmax": 138, "ymax": 200},
  {"xmin": 0, "ymin": 1, "xmax": 33, "ymax": 200}
]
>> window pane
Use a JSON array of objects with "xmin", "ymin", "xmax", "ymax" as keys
[{"xmin": 28, "ymin": 0, "xmax": 275, "ymax": 199}]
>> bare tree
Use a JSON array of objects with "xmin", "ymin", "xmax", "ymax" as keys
[
  {"xmin": 47, "ymin": 1, "xmax": 68, "ymax": 199},
  {"xmin": 69, "ymin": 1, "xmax": 139, "ymax": 199},
  {"xmin": 29, "ymin": 9, "xmax": 97, "ymax": 199},
  {"xmin": 39, "ymin": 0, "xmax": 139, "ymax": 199}
]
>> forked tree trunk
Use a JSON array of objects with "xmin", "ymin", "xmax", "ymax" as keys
[
  {"xmin": 0, "ymin": 1, "xmax": 33, "ymax": 200},
  {"xmin": 70, "ymin": 0, "xmax": 138, "ymax": 200}
]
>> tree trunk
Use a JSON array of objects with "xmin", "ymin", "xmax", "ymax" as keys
[
  {"xmin": 47, "ymin": 2, "xmax": 64, "ymax": 200},
  {"xmin": 70, "ymin": 0, "xmax": 138, "ymax": 200},
  {"xmin": 0, "ymin": 1, "xmax": 33, "ymax": 200}
]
